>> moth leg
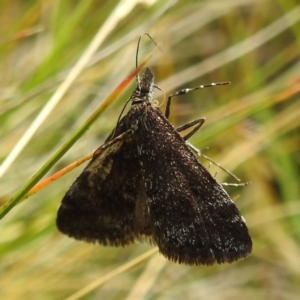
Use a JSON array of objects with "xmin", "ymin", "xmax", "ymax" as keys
[
  {"xmin": 176, "ymin": 118, "xmax": 205, "ymax": 141},
  {"xmin": 176, "ymin": 117, "xmax": 245, "ymax": 185},
  {"xmin": 175, "ymin": 117, "xmax": 243, "ymax": 185},
  {"xmin": 188, "ymin": 141, "xmax": 246, "ymax": 184},
  {"xmin": 175, "ymin": 117, "xmax": 239, "ymax": 182},
  {"xmin": 165, "ymin": 82, "xmax": 230, "ymax": 119}
]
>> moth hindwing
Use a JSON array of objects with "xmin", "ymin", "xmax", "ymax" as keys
[{"xmin": 57, "ymin": 68, "xmax": 252, "ymax": 266}]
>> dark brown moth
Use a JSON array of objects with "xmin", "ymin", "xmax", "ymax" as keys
[{"xmin": 57, "ymin": 56, "xmax": 252, "ymax": 266}]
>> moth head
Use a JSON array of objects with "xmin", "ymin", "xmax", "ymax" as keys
[{"xmin": 136, "ymin": 68, "xmax": 154, "ymax": 92}]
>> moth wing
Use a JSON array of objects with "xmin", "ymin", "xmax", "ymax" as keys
[
  {"xmin": 57, "ymin": 127, "xmax": 152, "ymax": 246},
  {"xmin": 134, "ymin": 107, "xmax": 252, "ymax": 265}
]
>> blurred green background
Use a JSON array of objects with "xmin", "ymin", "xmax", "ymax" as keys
[{"xmin": 0, "ymin": 0, "xmax": 299, "ymax": 299}]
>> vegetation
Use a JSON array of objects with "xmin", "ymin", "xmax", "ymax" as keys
[{"xmin": 0, "ymin": 0, "xmax": 299, "ymax": 299}]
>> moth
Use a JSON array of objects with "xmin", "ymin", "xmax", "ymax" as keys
[{"xmin": 57, "ymin": 50, "xmax": 252, "ymax": 266}]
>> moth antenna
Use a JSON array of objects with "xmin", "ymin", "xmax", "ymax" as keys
[
  {"xmin": 136, "ymin": 33, "xmax": 162, "ymax": 87},
  {"xmin": 112, "ymin": 35, "xmax": 162, "ymax": 139}
]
